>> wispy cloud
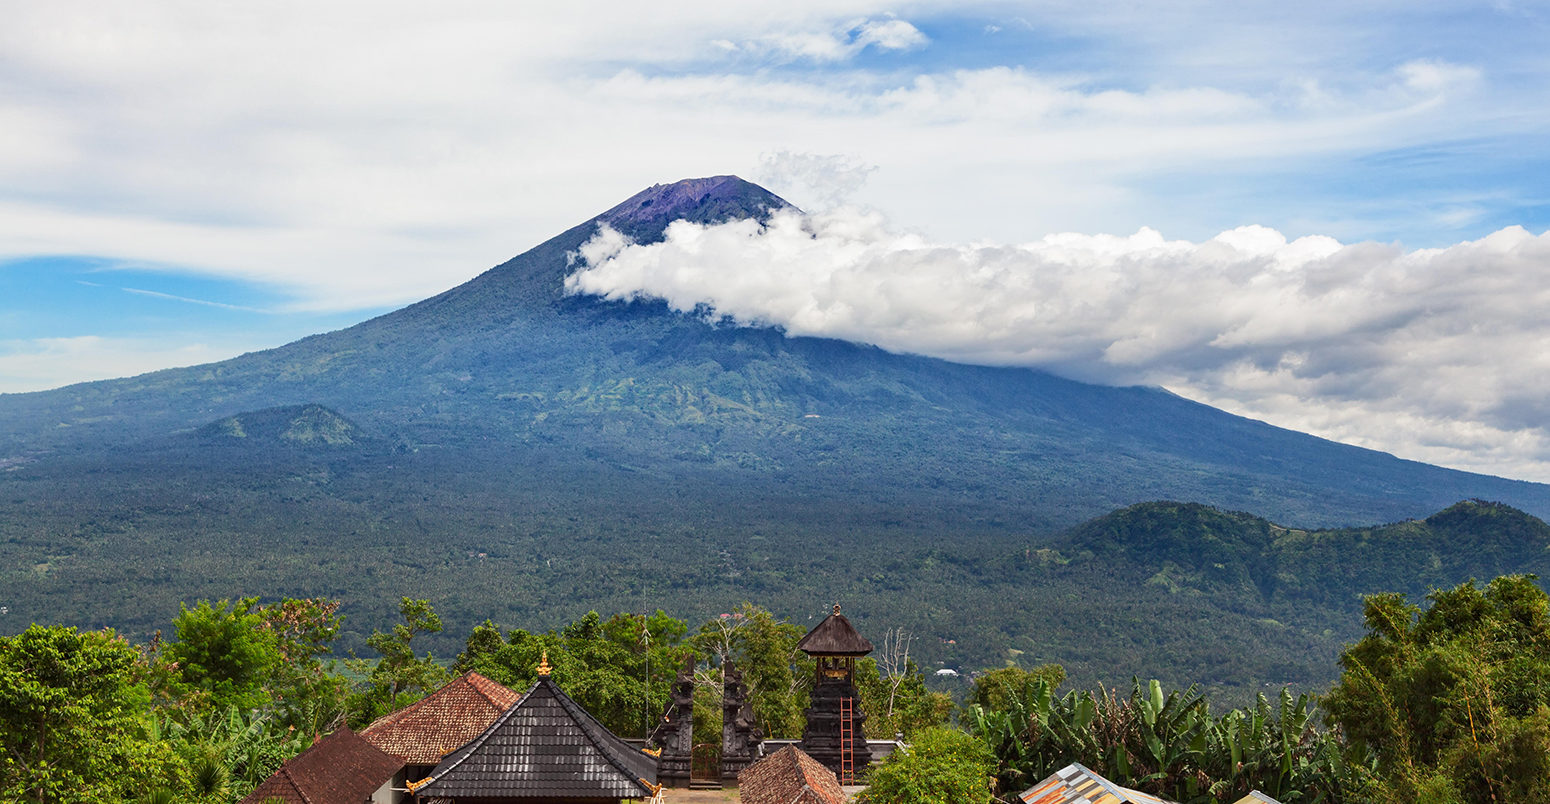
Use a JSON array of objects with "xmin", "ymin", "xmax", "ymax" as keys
[
  {"xmin": 118, "ymin": 287, "xmax": 267, "ymax": 312},
  {"xmin": 566, "ymin": 209, "xmax": 1550, "ymax": 481}
]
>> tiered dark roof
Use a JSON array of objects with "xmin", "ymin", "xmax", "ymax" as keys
[
  {"xmin": 238, "ymin": 726, "xmax": 401, "ymax": 804},
  {"xmin": 361, "ymin": 670, "xmax": 521, "ymax": 765},
  {"xmin": 738, "ymin": 745, "xmax": 847, "ymax": 804},
  {"xmin": 1018, "ymin": 763, "xmax": 1175, "ymax": 804},
  {"xmin": 796, "ymin": 606, "xmax": 874, "ymax": 657},
  {"xmin": 410, "ymin": 675, "xmax": 658, "ymax": 800}
]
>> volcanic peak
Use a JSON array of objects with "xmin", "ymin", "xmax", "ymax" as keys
[{"xmin": 596, "ymin": 175, "xmax": 795, "ymax": 242}]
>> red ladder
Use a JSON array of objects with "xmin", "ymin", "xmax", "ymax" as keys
[{"xmin": 839, "ymin": 696, "xmax": 854, "ymax": 784}]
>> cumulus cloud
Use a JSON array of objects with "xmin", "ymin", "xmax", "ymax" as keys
[{"xmin": 565, "ymin": 209, "xmax": 1550, "ymax": 481}]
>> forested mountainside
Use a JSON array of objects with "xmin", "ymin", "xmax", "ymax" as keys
[{"xmin": 4, "ymin": 177, "xmax": 1550, "ymax": 693}]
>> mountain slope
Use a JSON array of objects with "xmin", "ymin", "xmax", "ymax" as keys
[{"xmin": 3, "ymin": 176, "xmax": 1550, "ymax": 683}]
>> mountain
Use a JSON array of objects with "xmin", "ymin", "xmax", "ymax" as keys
[{"xmin": 3, "ymin": 175, "xmax": 1549, "ymax": 688}]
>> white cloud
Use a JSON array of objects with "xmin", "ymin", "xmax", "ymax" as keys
[
  {"xmin": 751, "ymin": 17, "xmax": 928, "ymax": 62},
  {"xmin": 566, "ymin": 209, "xmax": 1550, "ymax": 481}
]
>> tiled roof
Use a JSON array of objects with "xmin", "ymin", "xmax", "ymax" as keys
[
  {"xmin": 238, "ymin": 726, "xmax": 401, "ymax": 804},
  {"xmin": 1234, "ymin": 793, "xmax": 1283, "ymax": 804},
  {"xmin": 411, "ymin": 675, "xmax": 658, "ymax": 800},
  {"xmin": 1018, "ymin": 763, "xmax": 1176, "ymax": 804},
  {"xmin": 361, "ymin": 670, "xmax": 521, "ymax": 765},
  {"xmin": 796, "ymin": 608, "xmax": 873, "ymax": 657},
  {"xmin": 738, "ymin": 745, "xmax": 847, "ymax": 804}
]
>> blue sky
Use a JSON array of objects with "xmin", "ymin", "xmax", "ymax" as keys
[{"xmin": 3, "ymin": 1, "xmax": 1550, "ymax": 479}]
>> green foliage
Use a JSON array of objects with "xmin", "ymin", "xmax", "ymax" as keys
[
  {"xmin": 167, "ymin": 598, "xmax": 283, "ymax": 712},
  {"xmin": 966, "ymin": 672, "xmax": 1348, "ymax": 803},
  {"xmin": 0, "ymin": 625, "xmax": 181, "ymax": 803},
  {"xmin": 1326, "ymin": 575, "xmax": 1550, "ymax": 803},
  {"xmin": 454, "ymin": 609, "xmax": 689, "ymax": 738},
  {"xmin": 855, "ymin": 657, "xmax": 952, "ymax": 739},
  {"xmin": 691, "ymin": 603, "xmax": 811, "ymax": 738},
  {"xmin": 157, "ymin": 706, "xmax": 309, "ymax": 800},
  {"xmin": 965, "ymin": 664, "xmax": 1066, "ymax": 716},
  {"xmin": 856, "ymin": 726, "xmax": 996, "ymax": 804},
  {"xmin": 347, "ymin": 597, "xmax": 449, "ymax": 727}
]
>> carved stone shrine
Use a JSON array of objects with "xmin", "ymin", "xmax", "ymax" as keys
[
  {"xmin": 647, "ymin": 653, "xmax": 696, "ymax": 787},
  {"xmin": 720, "ymin": 659, "xmax": 765, "ymax": 783}
]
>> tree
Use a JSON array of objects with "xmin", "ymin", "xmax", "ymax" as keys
[
  {"xmin": 166, "ymin": 598, "xmax": 281, "ymax": 713},
  {"xmin": 690, "ymin": 603, "xmax": 811, "ymax": 738},
  {"xmin": 965, "ymin": 664, "xmax": 1066, "ymax": 715},
  {"xmin": 453, "ymin": 609, "xmax": 689, "ymax": 738},
  {"xmin": 0, "ymin": 625, "xmax": 180, "ymax": 803},
  {"xmin": 855, "ymin": 657, "xmax": 951, "ymax": 739},
  {"xmin": 348, "ymin": 597, "xmax": 449, "ymax": 726},
  {"xmin": 254, "ymin": 598, "xmax": 347, "ymax": 735},
  {"xmin": 1326, "ymin": 575, "xmax": 1550, "ymax": 803},
  {"xmin": 856, "ymin": 726, "xmax": 996, "ymax": 804}
]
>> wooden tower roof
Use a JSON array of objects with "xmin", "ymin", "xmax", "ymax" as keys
[{"xmin": 796, "ymin": 605, "xmax": 874, "ymax": 657}]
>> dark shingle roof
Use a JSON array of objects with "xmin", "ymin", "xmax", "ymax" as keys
[
  {"xmin": 796, "ymin": 607, "xmax": 873, "ymax": 657},
  {"xmin": 738, "ymin": 745, "xmax": 846, "ymax": 804},
  {"xmin": 238, "ymin": 726, "xmax": 401, "ymax": 804},
  {"xmin": 411, "ymin": 675, "xmax": 658, "ymax": 800},
  {"xmin": 361, "ymin": 671, "xmax": 521, "ymax": 765}
]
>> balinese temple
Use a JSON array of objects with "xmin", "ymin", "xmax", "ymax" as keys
[
  {"xmin": 737, "ymin": 745, "xmax": 847, "ymax": 804},
  {"xmin": 361, "ymin": 671, "xmax": 522, "ymax": 788},
  {"xmin": 238, "ymin": 726, "xmax": 402, "ymax": 804},
  {"xmin": 407, "ymin": 653, "xmax": 660, "ymax": 803},
  {"xmin": 796, "ymin": 604, "xmax": 874, "ymax": 782}
]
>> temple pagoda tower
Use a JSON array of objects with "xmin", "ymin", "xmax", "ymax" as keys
[{"xmin": 796, "ymin": 604, "xmax": 874, "ymax": 782}]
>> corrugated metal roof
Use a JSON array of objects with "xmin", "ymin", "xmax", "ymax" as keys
[
  {"xmin": 1018, "ymin": 763, "xmax": 1177, "ymax": 804},
  {"xmin": 412, "ymin": 675, "xmax": 658, "ymax": 799},
  {"xmin": 360, "ymin": 670, "xmax": 520, "ymax": 765},
  {"xmin": 238, "ymin": 726, "xmax": 401, "ymax": 804},
  {"xmin": 739, "ymin": 745, "xmax": 846, "ymax": 804},
  {"xmin": 1234, "ymin": 793, "xmax": 1283, "ymax": 804}
]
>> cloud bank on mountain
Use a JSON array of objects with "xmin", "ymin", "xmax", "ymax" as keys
[{"xmin": 566, "ymin": 208, "xmax": 1550, "ymax": 481}]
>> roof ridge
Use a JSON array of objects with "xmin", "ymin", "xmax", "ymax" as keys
[
  {"xmin": 417, "ymin": 678, "xmax": 540, "ymax": 789},
  {"xmin": 279, "ymin": 765, "xmax": 315, "ymax": 804},
  {"xmin": 464, "ymin": 670, "xmax": 508, "ymax": 711},
  {"xmin": 542, "ymin": 676, "xmax": 654, "ymax": 796}
]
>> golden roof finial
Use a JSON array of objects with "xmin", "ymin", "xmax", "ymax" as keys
[
  {"xmin": 537, "ymin": 650, "xmax": 552, "ymax": 677},
  {"xmin": 833, "ymin": 603, "xmax": 841, "ymax": 615}
]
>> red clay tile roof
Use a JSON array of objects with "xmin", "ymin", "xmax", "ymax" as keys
[
  {"xmin": 796, "ymin": 608, "xmax": 874, "ymax": 657},
  {"xmin": 739, "ymin": 745, "xmax": 847, "ymax": 804},
  {"xmin": 360, "ymin": 670, "xmax": 521, "ymax": 765},
  {"xmin": 238, "ymin": 726, "xmax": 400, "ymax": 804}
]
